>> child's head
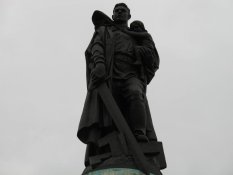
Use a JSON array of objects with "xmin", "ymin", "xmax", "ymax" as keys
[{"xmin": 130, "ymin": 20, "xmax": 146, "ymax": 32}]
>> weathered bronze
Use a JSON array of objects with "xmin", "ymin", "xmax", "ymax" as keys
[{"xmin": 77, "ymin": 3, "xmax": 166, "ymax": 175}]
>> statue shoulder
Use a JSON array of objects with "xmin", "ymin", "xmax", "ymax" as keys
[
  {"xmin": 93, "ymin": 25, "xmax": 114, "ymax": 40},
  {"xmin": 95, "ymin": 26, "xmax": 106, "ymax": 34}
]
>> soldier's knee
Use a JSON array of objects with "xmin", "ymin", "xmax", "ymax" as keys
[{"xmin": 127, "ymin": 88, "xmax": 144, "ymax": 101}]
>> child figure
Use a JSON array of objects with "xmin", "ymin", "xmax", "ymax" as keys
[
  {"xmin": 130, "ymin": 20, "xmax": 155, "ymax": 50},
  {"xmin": 128, "ymin": 20, "xmax": 160, "ymax": 84}
]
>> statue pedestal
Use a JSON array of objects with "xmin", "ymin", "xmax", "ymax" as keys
[{"xmin": 85, "ymin": 168, "xmax": 155, "ymax": 175}]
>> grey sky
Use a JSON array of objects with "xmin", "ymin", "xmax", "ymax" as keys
[{"xmin": 0, "ymin": 0, "xmax": 233, "ymax": 175}]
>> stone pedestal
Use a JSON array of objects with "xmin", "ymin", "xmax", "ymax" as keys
[{"xmin": 85, "ymin": 168, "xmax": 155, "ymax": 175}]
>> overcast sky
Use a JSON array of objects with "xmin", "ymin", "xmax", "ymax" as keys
[{"xmin": 0, "ymin": 0, "xmax": 233, "ymax": 175}]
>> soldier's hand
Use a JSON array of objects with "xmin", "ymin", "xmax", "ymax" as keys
[
  {"xmin": 88, "ymin": 63, "xmax": 106, "ymax": 90},
  {"xmin": 91, "ymin": 62, "xmax": 106, "ymax": 80}
]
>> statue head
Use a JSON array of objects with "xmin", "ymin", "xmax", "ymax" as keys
[
  {"xmin": 112, "ymin": 3, "xmax": 131, "ymax": 23},
  {"xmin": 130, "ymin": 20, "xmax": 146, "ymax": 32}
]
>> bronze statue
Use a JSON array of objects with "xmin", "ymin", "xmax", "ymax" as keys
[{"xmin": 77, "ymin": 3, "xmax": 166, "ymax": 175}]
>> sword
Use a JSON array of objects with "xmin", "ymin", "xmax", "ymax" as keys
[{"xmin": 97, "ymin": 82, "xmax": 161, "ymax": 175}]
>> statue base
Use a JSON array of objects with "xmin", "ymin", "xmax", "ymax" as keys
[
  {"xmin": 82, "ymin": 154, "xmax": 161, "ymax": 175},
  {"xmin": 85, "ymin": 168, "xmax": 155, "ymax": 175},
  {"xmin": 81, "ymin": 131, "xmax": 166, "ymax": 175}
]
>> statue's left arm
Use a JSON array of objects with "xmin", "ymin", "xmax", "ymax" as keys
[{"xmin": 137, "ymin": 34, "xmax": 160, "ymax": 84}]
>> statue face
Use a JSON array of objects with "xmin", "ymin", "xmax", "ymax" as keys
[
  {"xmin": 112, "ymin": 6, "xmax": 131, "ymax": 23},
  {"xmin": 130, "ymin": 23, "xmax": 143, "ymax": 32},
  {"xmin": 130, "ymin": 21, "xmax": 145, "ymax": 32}
]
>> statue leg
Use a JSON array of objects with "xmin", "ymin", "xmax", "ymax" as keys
[
  {"xmin": 123, "ymin": 77, "xmax": 148, "ymax": 142},
  {"xmin": 112, "ymin": 79, "xmax": 130, "ymax": 123}
]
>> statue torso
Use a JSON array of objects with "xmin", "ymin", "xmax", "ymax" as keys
[{"xmin": 110, "ymin": 26, "xmax": 139, "ymax": 80}]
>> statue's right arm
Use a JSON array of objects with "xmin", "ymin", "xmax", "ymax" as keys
[
  {"xmin": 89, "ymin": 26, "xmax": 106, "ymax": 83},
  {"xmin": 90, "ymin": 26, "xmax": 106, "ymax": 66}
]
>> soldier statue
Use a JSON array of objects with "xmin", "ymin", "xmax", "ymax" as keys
[{"xmin": 77, "ymin": 3, "xmax": 166, "ymax": 175}]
